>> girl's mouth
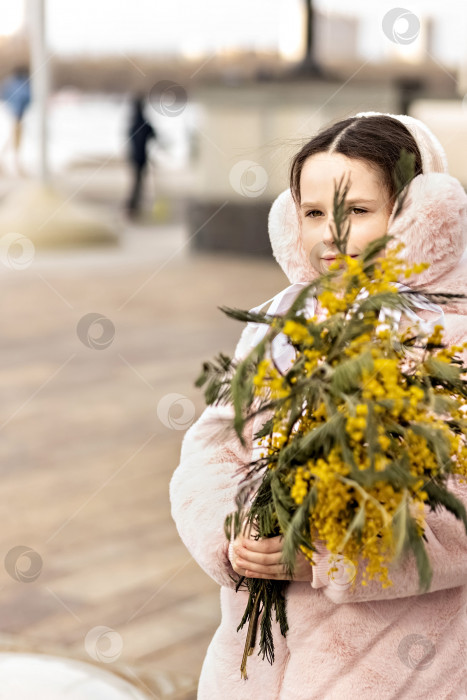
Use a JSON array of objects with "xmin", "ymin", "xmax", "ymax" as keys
[{"xmin": 322, "ymin": 254, "xmax": 359, "ymax": 261}]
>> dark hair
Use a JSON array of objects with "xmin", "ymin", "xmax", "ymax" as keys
[{"xmin": 289, "ymin": 115, "xmax": 423, "ymax": 208}]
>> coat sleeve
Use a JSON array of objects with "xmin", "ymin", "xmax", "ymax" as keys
[
  {"xmin": 169, "ymin": 324, "xmax": 257, "ymax": 588},
  {"xmin": 310, "ymin": 474, "xmax": 467, "ymax": 603}
]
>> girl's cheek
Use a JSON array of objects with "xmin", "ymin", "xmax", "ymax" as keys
[
  {"xmin": 303, "ymin": 225, "xmax": 323, "ymax": 254},
  {"xmin": 349, "ymin": 220, "xmax": 377, "ymax": 247}
]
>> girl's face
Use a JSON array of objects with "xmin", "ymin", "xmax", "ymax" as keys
[{"xmin": 299, "ymin": 152, "xmax": 393, "ymax": 275}]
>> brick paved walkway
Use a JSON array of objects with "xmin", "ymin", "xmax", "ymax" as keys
[{"xmin": 0, "ymin": 207, "xmax": 285, "ymax": 697}]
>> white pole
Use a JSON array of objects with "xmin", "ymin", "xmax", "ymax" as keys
[
  {"xmin": 28, "ymin": 0, "xmax": 49, "ymax": 182},
  {"xmin": 457, "ymin": 7, "xmax": 467, "ymax": 97}
]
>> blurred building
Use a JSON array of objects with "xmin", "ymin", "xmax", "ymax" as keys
[{"xmin": 314, "ymin": 13, "xmax": 359, "ymax": 66}]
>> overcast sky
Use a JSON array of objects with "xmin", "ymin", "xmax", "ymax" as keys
[{"xmin": 2, "ymin": 0, "xmax": 467, "ymax": 66}]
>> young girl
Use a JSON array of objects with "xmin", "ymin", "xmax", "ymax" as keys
[{"xmin": 170, "ymin": 112, "xmax": 467, "ymax": 699}]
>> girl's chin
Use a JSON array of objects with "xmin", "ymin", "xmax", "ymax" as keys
[{"xmin": 318, "ymin": 258, "xmax": 342, "ymax": 273}]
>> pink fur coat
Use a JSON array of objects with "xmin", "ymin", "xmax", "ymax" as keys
[{"xmin": 170, "ymin": 170, "xmax": 467, "ymax": 699}]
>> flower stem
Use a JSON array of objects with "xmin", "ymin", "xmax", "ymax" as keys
[{"xmin": 240, "ymin": 590, "xmax": 261, "ymax": 680}]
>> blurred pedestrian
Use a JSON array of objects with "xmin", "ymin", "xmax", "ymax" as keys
[
  {"xmin": 1, "ymin": 65, "xmax": 31, "ymax": 175},
  {"xmin": 125, "ymin": 95, "xmax": 156, "ymax": 218}
]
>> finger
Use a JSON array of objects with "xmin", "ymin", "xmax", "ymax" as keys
[
  {"xmin": 236, "ymin": 549, "xmax": 284, "ymax": 566},
  {"xmin": 242, "ymin": 536, "xmax": 283, "ymax": 554},
  {"xmin": 240, "ymin": 561, "xmax": 290, "ymax": 577},
  {"xmin": 229, "ymin": 536, "xmax": 249, "ymax": 576},
  {"xmin": 244, "ymin": 569, "xmax": 291, "ymax": 581},
  {"xmin": 230, "ymin": 555, "xmax": 247, "ymax": 577}
]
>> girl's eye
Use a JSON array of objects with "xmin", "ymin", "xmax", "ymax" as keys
[{"xmin": 305, "ymin": 207, "xmax": 367, "ymax": 218}]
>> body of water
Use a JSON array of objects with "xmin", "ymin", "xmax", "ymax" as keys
[{"xmin": 0, "ymin": 91, "xmax": 199, "ymax": 175}]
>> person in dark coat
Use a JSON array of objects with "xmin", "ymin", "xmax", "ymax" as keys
[{"xmin": 125, "ymin": 95, "xmax": 156, "ymax": 217}]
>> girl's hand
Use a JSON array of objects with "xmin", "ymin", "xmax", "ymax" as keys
[{"xmin": 229, "ymin": 534, "xmax": 313, "ymax": 582}]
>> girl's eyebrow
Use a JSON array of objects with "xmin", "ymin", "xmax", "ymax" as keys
[{"xmin": 300, "ymin": 198, "xmax": 378, "ymax": 209}]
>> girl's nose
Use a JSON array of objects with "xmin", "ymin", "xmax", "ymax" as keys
[{"xmin": 323, "ymin": 220, "xmax": 335, "ymax": 247}]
